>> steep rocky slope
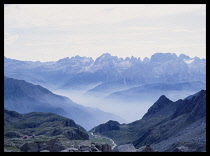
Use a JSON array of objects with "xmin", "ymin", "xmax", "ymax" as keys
[
  {"xmin": 4, "ymin": 76, "xmax": 125, "ymax": 130},
  {"xmin": 4, "ymin": 108, "xmax": 89, "ymax": 140},
  {"xmin": 90, "ymin": 90, "xmax": 206, "ymax": 152},
  {"xmin": 4, "ymin": 109, "xmax": 114, "ymax": 152}
]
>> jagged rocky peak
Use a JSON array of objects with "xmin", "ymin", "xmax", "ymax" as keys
[
  {"xmin": 151, "ymin": 94, "xmax": 173, "ymax": 109},
  {"xmin": 61, "ymin": 55, "xmax": 93, "ymax": 61},
  {"xmin": 98, "ymin": 53, "xmax": 113, "ymax": 59},
  {"xmin": 171, "ymin": 89, "xmax": 206, "ymax": 121},
  {"xmin": 142, "ymin": 95, "xmax": 173, "ymax": 119},
  {"xmin": 93, "ymin": 53, "xmax": 119, "ymax": 66},
  {"xmin": 56, "ymin": 55, "xmax": 94, "ymax": 66},
  {"xmin": 56, "ymin": 57, "xmax": 70, "ymax": 63},
  {"xmin": 71, "ymin": 55, "xmax": 93, "ymax": 61},
  {"xmin": 188, "ymin": 89, "xmax": 206, "ymax": 99},
  {"xmin": 157, "ymin": 95, "xmax": 171, "ymax": 102},
  {"xmin": 130, "ymin": 56, "xmax": 136, "ymax": 61},
  {"xmin": 179, "ymin": 54, "xmax": 191, "ymax": 60},
  {"xmin": 130, "ymin": 56, "xmax": 142, "ymax": 63},
  {"xmin": 193, "ymin": 56, "xmax": 202, "ymax": 63},
  {"xmin": 150, "ymin": 52, "xmax": 178, "ymax": 62},
  {"xmin": 95, "ymin": 53, "xmax": 112, "ymax": 61},
  {"xmin": 143, "ymin": 57, "xmax": 150, "ymax": 63},
  {"xmin": 125, "ymin": 57, "xmax": 130, "ymax": 61},
  {"xmin": 137, "ymin": 57, "xmax": 141, "ymax": 61}
]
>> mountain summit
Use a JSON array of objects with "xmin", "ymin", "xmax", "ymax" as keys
[
  {"xmin": 4, "ymin": 52, "xmax": 206, "ymax": 90},
  {"xmin": 90, "ymin": 90, "xmax": 206, "ymax": 152},
  {"xmin": 142, "ymin": 95, "xmax": 173, "ymax": 119}
]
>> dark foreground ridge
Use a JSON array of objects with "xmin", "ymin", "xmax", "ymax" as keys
[
  {"xmin": 4, "ymin": 90, "xmax": 206, "ymax": 152},
  {"xmin": 90, "ymin": 90, "xmax": 206, "ymax": 152}
]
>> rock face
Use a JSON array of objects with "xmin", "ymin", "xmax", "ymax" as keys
[
  {"xmin": 20, "ymin": 138, "xmax": 112, "ymax": 152},
  {"xmin": 20, "ymin": 141, "xmax": 39, "ymax": 152},
  {"xmin": 137, "ymin": 145, "xmax": 157, "ymax": 152},
  {"xmin": 171, "ymin": 89, "xmax": 206, "ymax": 121},
  {"xmin": 90, "ymin": 90, "xmax": 206, "ymax": 152},
  {"xmin": 4, "ymin": 109, "xmax": 89, "ymax": 141},
  {"xmin": 94, "ymin": 143, "xmax": 112, "ymax": 152},
  {"xmin": 116, "ymin": 144, "xmax": 137, "ymax": 152},
  {"xmin": 4, "ymin": 131, "xmax": 21, "ymax": 138},
  {"xmin": 90, "ymin": 120, "xmax": 120, "ymax": 133},
  {"xmin": 142, "ymin": 95, "xmax": 173, "ymax": 119},
  {"xmin": 4, "ymin": 53, "xmax": 206, "ymax": 89},
  {"xmin": 172, "ymin": 146, "xmax": 196, "ymax": 152},
  {"xmin": 116, "ymin": 144, "xmax": 157, "ymax": 152},
  {"xmin": 20, "ymin": 138, "xmax": 66, "ymax": 152}
]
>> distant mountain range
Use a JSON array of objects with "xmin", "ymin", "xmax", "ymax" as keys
[
  {"xmin": 4, "ymin": 53, "xmax": 206, "ymax": 90},
  {"xmin": 105, "ymin": 81, "xmax": 206, "ymax": 102},
  {"xmin": 4, "ymin": 76, "xmax": 125, "ymax": 130},
  {"xmin": 4, "ymin": 52, "xmax": 206, "ymax": 152},
  {"xmin": 90, "ymin": 90, "xmax": 206, "ymax": 152}
]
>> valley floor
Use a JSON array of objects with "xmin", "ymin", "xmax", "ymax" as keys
[{"xmin": 89, "ymin": 132, "xmax": 117, "ymax": 149}]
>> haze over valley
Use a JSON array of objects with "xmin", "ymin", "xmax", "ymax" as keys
[
  {"xmin": 4, "ymin": 4, "xmax": 206, "ymax": 152},
  {"xmin": 4, "ymin": 52, "xmax": 206, "ymax": 122}
]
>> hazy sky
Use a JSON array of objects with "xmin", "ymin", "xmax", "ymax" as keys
[{"xmin": 4, "ymin": 4, "xmax": 206, "ymax": 62}]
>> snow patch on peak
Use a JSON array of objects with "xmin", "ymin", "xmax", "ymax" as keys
[{"xmin": 184, "ymin": 58, "xmax": 194, "ymax": 64}]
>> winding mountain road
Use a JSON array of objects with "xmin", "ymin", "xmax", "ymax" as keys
[{"xmin": 90, "ymin": 132, "xmax": 117, "ymax": 149}]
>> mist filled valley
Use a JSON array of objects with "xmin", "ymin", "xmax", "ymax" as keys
[
  {"xmin": 52, "ymin": 85, "xmax": 202, "ymax": 123},
  {"xmin": 4, "ymin": 53, "xmax": 206, "ymax": 126},
  {"xmin": 4, "ymin": 52, "xmax": 206, "ymax": 152},
  {"xmin": 4, "ymin": 4, "xmax": 206, "ymax": 152}
]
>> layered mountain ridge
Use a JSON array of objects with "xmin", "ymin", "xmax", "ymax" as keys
[
  {"xmin": 4, "ymin": 52, "xmax": 206, "ymax": 152},
  {"xmin": 4, "ymin": 76, "xmax": 125, "ymax": 130},
  {"xmin": 4, "ymin": 52, "xmax": 206, "ymax": 90},
  {"xmin": 90, "ymin": 90, "xmax": 206, "ymax": 152},
  {"xmin": 105, "ymin": 81, "xmax": 206, "ymax": 102}
]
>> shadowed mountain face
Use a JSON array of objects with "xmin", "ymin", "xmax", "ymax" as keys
[
  {"xmin": 4, "ymin": 53, "xmax": 206, "ymax": 90},
  {"xmin": 4, "ymin": 76, "xmax": 125, "ymax": 130},
  {"xmin": 90, "ymin": 90, "xmax": 206, "ymax": 152}
]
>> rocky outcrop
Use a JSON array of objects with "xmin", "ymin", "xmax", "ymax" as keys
[
  {"xmin": 137, "ymin": 145, "xmax": 157, "ymax": 152},
  {"xmin": 4, "ymin": 148, "xmax": 12, "ymax": 152},
  {"xmin": 90, "ymin": 90, "xmax": 206, "ymax": 152},
  {"xmin": 20, "ymin": 138, "xmax": 66, "ymax": 152},
  {"xmin": 172, "ymin": 146, "xmax": 196, "ymax": 152},
  {"xmin": 40, "ymin": 150, "xmax": 50, "ymax": 152},
  {"xmin": 20, "ymin": 141, "xmax": 39, "ymax": 152},
  {"xmin": 19, "ymin": 138, "xmax": 112, "ymax": 152},
  {"xmin": 4, "ymin": 109, "xmax": 89, "ymax": 141},
  {"xmin": 93, "ymin": 142, "xmax": 112, "ymax": 152},
  {"xmin": 91, "ymin": 120, "xmax": 120, "ymax": 134},
  {"xmin": 116, "ymin": 144, "xmax": 137, "ymax": 152},
  {"xmin": 4, "ymin": 131, "xmax": 21, "ymax": 138},
  {"xmin": 142, "ymin": 95, "xmax": 174, "ymax": 119},
  {"xmin": 64, "ymin": 128, "xmax": 89, "ymax": 140},
  {"xmin": 116, "ymin": 144, "xmax": 157, "ymax": 152},
  {"xmin": 171, "ymin": 90, "xmax": 206, "ymax": 121}
]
